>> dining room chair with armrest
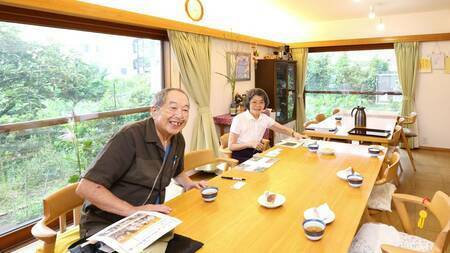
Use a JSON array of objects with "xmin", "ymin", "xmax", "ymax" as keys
[
  {"xmin": 351, "ymin": 191, "xmax": 449, "ymax": 253},
  {"xmin": 397, "ymin": 112, "xmax": 417, "ymax": 172},
  {"xmin": 389, "ymin": 125, "xmax": 416, "ymax": 173},
  {"xmin": 332, "ymin": 108, "xmax": 341, "ymax": 115},
  {"xmin": 32, "ymin": 183, "xmax": 84, "ymax": 253},
  {"xmin": 366, "ymin": 152, "xmax": 400, "ymax": 223},
  {"xmin": 184, "ymin": 149, "xmax": 238, "ymax": 173},
  {"xmin": 315, "ymin": 113, "xmax": 326, "ymax": 122}
]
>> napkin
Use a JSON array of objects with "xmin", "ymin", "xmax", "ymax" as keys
[{"xmin": 304, "ymin": 203, "xmax": 335, "ymax": 223}]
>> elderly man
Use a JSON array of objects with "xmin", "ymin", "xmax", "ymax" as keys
[{"xmin": 76, "ymin": 88, "xmax": 206, "ymax": 238}]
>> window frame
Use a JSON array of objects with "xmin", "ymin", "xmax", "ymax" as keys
[
  {"xmin": 0, "ymin": 5, "xmax": 168, "ymax": 250},
  {"xmin": 303, "ymin": 44, "xmax": 402, "ymax": 111}
]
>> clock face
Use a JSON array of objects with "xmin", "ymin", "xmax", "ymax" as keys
[{"xmin": 185, "ymin": 0, "xmax": 204, "ymax": 21}]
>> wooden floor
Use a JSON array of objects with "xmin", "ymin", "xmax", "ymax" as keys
[
  {"xmin": 369, "ymin": 148, "xmax": 450, "ymax": 252},
  {"xmin": 9, "ymin": 148, "xmax": 450, "ymax": 252}
]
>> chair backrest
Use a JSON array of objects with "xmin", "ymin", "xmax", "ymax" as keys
[
  {"xmin": 184, "ymin": 149, "xmax": 218, "ymax": 172},
  {"xmin": 315, "ymin": 113, "xmax": 326, "ymax": 122},
  {"xmin": 378, "ymin": 152, "xmax": 400, "ymax": 184},
  {"xmin": 332, "ymin": 108, "xmax": 340, "ymax": 115},
  {"xmin": 43, "ymin": 183, "xmax": 84, "ymax": 232},
  {"xmin": 304, "ymin": 120, "xmax": 318, "ymax": 128},
  {"xmin": 388, "ymin": 125, "xmax": 402, "ymax": 147},
  {"xmin": 405, "ymin": 112, "xmax": 417, "ymax": 124},
  {"xmin": 392, "ymin": 191, "xmax": 449, "ymax": 253},
  {"xmin": 220, "ymin": 133, "xmax": 229, "ymax": 149}
]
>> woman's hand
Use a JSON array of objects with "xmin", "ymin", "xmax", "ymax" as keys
[
  {"xmin": 248, "ymin": 141, "xmax": 265, "ymax": 151},
  {"xmin": 293, "ymin": 132, "xmax": 307, "ymax": 139}
]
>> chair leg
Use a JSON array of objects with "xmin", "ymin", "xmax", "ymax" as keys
[{"xmin": 400, "ymin": 130, "xmax": 417, "ymax": 172}]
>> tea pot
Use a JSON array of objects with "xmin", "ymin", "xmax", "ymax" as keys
[{"xmin": 351, "ymin": 106, "xmax": 367, "ymax": 127}]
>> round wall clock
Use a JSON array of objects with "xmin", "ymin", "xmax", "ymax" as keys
[{"xmin": 185, "ymin": 0, "xmax": 204, "ymax": 22}]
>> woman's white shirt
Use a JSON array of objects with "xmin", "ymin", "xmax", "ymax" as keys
[{"xmin": 229, "ymin": 110, "xmax": 275, "ymax": 144}]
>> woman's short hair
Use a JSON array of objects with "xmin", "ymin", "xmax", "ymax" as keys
[{"xmin": 244, "ymin": 88, "xmax": 270, "ymax": 110}]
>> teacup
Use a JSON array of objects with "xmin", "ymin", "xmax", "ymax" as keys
[
  {"xmin": 307, "ymin": 143, "xmax": 319, "ymax": 153},
  {"xmin": 347, "ymin": 174, "xmax": 364, "ymax": 188},
  {"xmin": 303, "ymin": 219, "xmax": 326, "ymax": 241},
  {"xmin": 368, "ymin": 147, "xmax": 381, "ymax": 156},
  {"xmin": 201, "ymin": 186, "xmax": 218, "ymax": 202}
]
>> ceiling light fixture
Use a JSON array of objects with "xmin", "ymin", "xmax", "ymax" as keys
[
  {"xmin": 376, "ymin": 18, "xmax": 385, "ymax": 31},
  {"xmin": 368, "ymin": 5, "xmax": 376, "ymax": 19}
]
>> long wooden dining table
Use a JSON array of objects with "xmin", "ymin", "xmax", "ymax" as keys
[
  {"xmin": 303, "ymin": 111, "xmax": 398, "ymax": 145},
  {"xmin": 166, "ymin": 141, "xmax": 386, "ymax": 252}
]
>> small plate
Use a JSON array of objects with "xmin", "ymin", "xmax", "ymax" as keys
[
  {"xmin": 194, "ymin": 162, "xmax": 226, "ymax": 173},
  {"xmin": 318, "ymin": 147, "xmax": 335, "ymax": 155},
  {"xmin": 336, "ymin": 169, "xmax": 361, "ymax": 180},
  {"xmin": 369, "ymin": 145, "xmax": 385, "ymax": 150},
  {"xmin": 257, "ymin": 193, "xmax": 286, "ymax": 208},
  {"xmin": 304, "ymin": 207, "xmax": 335, "ymax": 224}
]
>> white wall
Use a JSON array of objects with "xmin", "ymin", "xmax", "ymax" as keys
[
  {"xmin": 293, "ymin": 9, "xmax": 450, "ymax": 43},
  {"xmin": 169, "ymin": 38, "xmax": 275, "ymax": 150},
  {"xmin": 416, "ymin": 41, "xmax": 450, "ymax": 149}
]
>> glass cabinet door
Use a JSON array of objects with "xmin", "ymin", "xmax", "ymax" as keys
[
  {"xmin": 275, "ymin": 62, "xmax": 287, "ymax": 122},
  {"xmin": 287, "ymin": 64, "xmax": 295, "ymax": 90}
]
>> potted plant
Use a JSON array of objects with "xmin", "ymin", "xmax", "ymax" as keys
[{"xmin": 216, "ymin": 53, "xmax": 238, "ymax": 115}]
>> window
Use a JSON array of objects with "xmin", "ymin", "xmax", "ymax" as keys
[
  {"xmin": 304, "ymin": 49, "xmax": 402, "ymax": 120},
  {"xmin": 0, "ymin": 21, "xmax": 163, "ymax": 236}
]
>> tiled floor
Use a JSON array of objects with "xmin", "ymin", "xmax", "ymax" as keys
[
  {"xmin": 368, "ymin": 148, "xmax": 450, "ymax": 252},
  {"xmin": 10, "ymin": 148, "xmax": 450, "ymax": 252}
]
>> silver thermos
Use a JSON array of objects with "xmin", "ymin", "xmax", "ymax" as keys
[{"xmin": 351, "ymin": 106, "xmax": 367, "ymax": 128}]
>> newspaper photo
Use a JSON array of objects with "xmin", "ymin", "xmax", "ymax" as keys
[{"xmin": 88, "ymin": 211, "xmax": 182, "ymax": 253}]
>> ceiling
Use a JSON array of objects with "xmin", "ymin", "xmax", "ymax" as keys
[
  {"xmin": 278, "ymin": 0, "xmax": 450, "ymax": 22},
  {"xmin": 81, "ymin": 0, "xmax": 450, "ymax": 42}
]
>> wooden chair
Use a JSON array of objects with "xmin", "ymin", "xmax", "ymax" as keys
[
  {"xmin": 315, "ymin": 113, "xmax": 326, "ymax": 122},
  {"xmin": 332, "ymin": 108, "xmax": 341, "ymax": 115},
  {"xmin": 303, "ymin": 119, "xmax": 318, "ymax": 128},
  {"xmin": 366, "ymin": 152, "xmax": 400, "ymax": 223},
  {"xmin": 218, "ymin": 133, "xmax": 270, "ymax": 158},
  {"xmin": 382, "ymin": 191, "xmax": 450, "ymax": 253},
  {"xmin": 389, "ymin": 125, "xmax": 417, "ymax": 173},
  {"xmin": 184, "ymin": 149, "xmax": 238, "ymax": 173},
  {"xmin": 352, "ymin": 191, "xmax": 449, "ymax": 253},
  {"xmin": 32, "ymin": 183, "xmax": 84, "ymax": 253},
  {"xmin": 397, "ymin": 112, "xmax": 417, "ymax": 172}
]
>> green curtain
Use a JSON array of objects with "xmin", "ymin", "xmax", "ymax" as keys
[
  {"xmin": 291, "ymin": 48, "xmax": 308, "ymax": 132},
  {"xmin": 394, "ymin": 42, "xmax": 419, "ymax": 148},
  {"xmin": 168, "ymin": 30, "xmax": 219, "ymax": 155}
]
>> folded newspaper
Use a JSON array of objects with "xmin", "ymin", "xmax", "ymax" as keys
[{"xmin": 88, "ymin": 211, "xmax": 181, "ymax": 253}]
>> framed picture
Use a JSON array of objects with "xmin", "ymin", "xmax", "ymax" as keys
[
  {"xmin": 227, "ymin": 52, "xmax": 251, "ymax": 81},
  {"xmin": 431, "ymin": 52, "xmax": 445, "ymax": 70},
  {"xmin": 419, "ymin": 56, "xmax": 432, "ymax": 73}
]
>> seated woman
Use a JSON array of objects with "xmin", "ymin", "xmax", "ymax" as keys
[{"xmin": 229, "ymin": 88, "xmax": 305, "ymax": 163}]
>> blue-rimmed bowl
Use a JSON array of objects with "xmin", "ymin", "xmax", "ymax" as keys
[
  {"xmin": 334, "ymin": 116, "xmax": 343, "ymax": 121},
  {"xmin": 201, "ymin": 186, "xmax": 218, "ymax": 202},
  {"xmin": 307, "ymin": 143, "xmax": 319, "ymax": 153},
  {"xmin": 303, "ymin": 219, "xmax": 326, "ymax": 241},
  {"xmin": 347, "ymin": 174, "xmax": 364, "ymax": 188}
]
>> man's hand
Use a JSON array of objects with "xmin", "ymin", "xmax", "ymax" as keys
[
  {"xmin": 130, "ymin": 204, "xmax": 172, "ymax": 215},
  {"xmin": 184, "ymin": 180, "xmax": 207, "ymax": 191}
]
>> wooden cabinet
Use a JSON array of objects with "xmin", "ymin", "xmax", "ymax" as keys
[{"xmin": 255, "ymin": 60, "xmax": 297, "ymax": 124}]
